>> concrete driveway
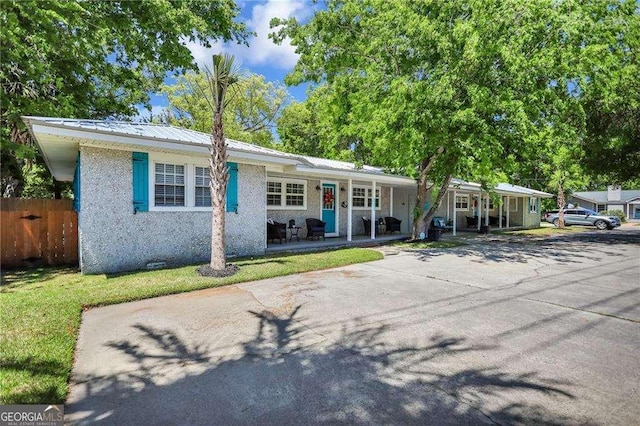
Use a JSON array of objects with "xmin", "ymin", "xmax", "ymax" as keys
[{"xmin": 67, "ymin": 228, "xmax": 640, "ymax": 425}]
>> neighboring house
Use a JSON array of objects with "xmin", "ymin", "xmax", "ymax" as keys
[
  {"xmin": 24, "ymin": 117, "xmax": 551, "ymax": 274},
  {"xmin": 568, "ymin": 186, "xmax": 640, "ymax": 221}
]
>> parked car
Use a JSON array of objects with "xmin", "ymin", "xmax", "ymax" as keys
[{"xmin": 543, "ymin": 208, "xmax": 621, "ymax": 230}]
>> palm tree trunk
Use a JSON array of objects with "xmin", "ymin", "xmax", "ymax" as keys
[{"xmin": 210, "ymin": 109, "xmax": 228, "ymax": 270}]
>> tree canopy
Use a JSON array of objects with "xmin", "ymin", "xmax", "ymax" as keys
[
  {"xmin": 161, "ymin": 71, "xmax": 290, "ymax": 147},
  {"xmin": 273, "ymin": 0, "xmax": 639, "ymax": 236},
  {"xmin": 1, "ymin": 0, "xmax": 247, "ymax": 196}
]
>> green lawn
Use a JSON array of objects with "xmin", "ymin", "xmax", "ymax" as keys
[
  {"xmin": 493, "ymin": 225, "xmax": 594, "ymax": 237},
  {"xmin": 0, "ymin": 248, "xmax": 382, "ymax": 404}
]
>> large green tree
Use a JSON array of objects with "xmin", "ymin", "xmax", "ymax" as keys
[
  {"xmin": 273, "ymin": 0, "xmax": 639, "ymax": 237},
  {"xmin": 277, "ymin": 84, "xmax": 366, "ymax": 161},
  {"xmin": 1, "ymin": 0, "xmax": 246, "ymax": 196},
  {"xmin": 161, "ymin": 72, "xmax": 289, "ymax": 147},
  {"xmin": 579, "ymin": 1, "xmax": 640, "ymax": 184}
]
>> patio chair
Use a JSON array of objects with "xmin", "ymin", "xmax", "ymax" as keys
[
  {"xmin": 465, "ymin": 216, "xmax": 477, "ymax": 228},
  {"xmin": 267, "ymin": 220, "xmax": 287, "ymax": 244},
  {"xmin": 362, "ymin": 217, "xmax": 375, "ymax": 236},
  {"xmin": 431, "ymin": 216, "xmax": 453, "ymax": 232},
  {"xmin": 384, "ymin": 216, "xmax": 402, "ymax": 234},
  {"xmin": 305, "ymin": 218, "xmax": 326, "ymax": 240}
]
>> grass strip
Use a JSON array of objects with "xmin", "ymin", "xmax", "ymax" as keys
[{"xmin": 493, "ymin": 226, "xmax": 593, "ymax": 236}]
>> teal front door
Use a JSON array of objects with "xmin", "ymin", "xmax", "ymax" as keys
[{"xmin": 322, "ymin": 183, "xmax": 337, "ymax": 235}]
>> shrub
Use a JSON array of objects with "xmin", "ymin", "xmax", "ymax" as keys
[{"xmin": 598, "ymin": 209, "xmax": 626, "ymax": 223}]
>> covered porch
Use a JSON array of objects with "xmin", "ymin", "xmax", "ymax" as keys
[
  {"xmin": 265, "ymin": 157, "xmax": 417, "ymax": 244},
  {"xmin": 432, "ymin": 181, "xmax": 552, "ymax": 235}
]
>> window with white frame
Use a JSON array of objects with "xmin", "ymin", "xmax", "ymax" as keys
[
  {"xmin": 367, "ymin": 188, "xmax": 380, "ymax": 208},
  {"xmin": 266, "ymin": 178, "xmax": 307, "ymax": 209},
  {"xmin": 286, "ymin": 182, "xmax": 305, "ymax": 206},
  {"xmin": 155, "ymin": 163, "xmax": 185, "ymax": 206},
  {"xmin": 266, "ymin": 181, "xmax": 282, "ymax": 206},
  {"xmin": 351, "ymin": 186, "xmax": 380, "ymax": 210},
  {"xmin": 147, "ymin": 153, "xmax": 238, "ymax": 211},
  {"xmin": 352, "ymin": 187, "xmax": 366, "ymax": 207},
  {"xmin": 529, "ymin": 197, "xmax": 538, "ymax": 213},
  {"xmin": 596, "ymin": 204, "xmax": 606, "ymax": 213},
  {"xmin": 455, "ymin": 195, "xmax": 469, "ymax": 210},
  {"xmin": 194, "ymin": 166, "xmax": 211, "ymax": 207}
]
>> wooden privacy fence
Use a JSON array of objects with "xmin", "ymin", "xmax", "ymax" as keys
[{"xmin": 1, "ymin": 199, "xmax": 78, "ymax": 269}]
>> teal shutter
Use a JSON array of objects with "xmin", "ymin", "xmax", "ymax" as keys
[
  {"xmin": 226, "ymin": 162, "xmax": 238, "ymax": 213},
  {"xmin": 73, "ymin": 152, "xmax": 81, "ymax": 212},
  {"xmin": 132, "ymin": 152, "xmax": 149, "ymax": 212}
]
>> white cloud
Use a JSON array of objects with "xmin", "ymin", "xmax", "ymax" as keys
[
  {"xmin": 184, "ymin": 0, "xmax": 311, "ymax": 71},
  {"xmin": 135, "ymin": 104, "xmax": 168, "ymax": 121}
]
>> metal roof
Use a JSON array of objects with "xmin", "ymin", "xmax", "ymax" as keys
[
  {"xmin": 21, "ymin": 116, "xmax": 553, "ymax": 198},
  {"xmin": 495, "ymin": 183, "xmax": 553, "ymax": 197},
  {"xmin": 572, "ymin": 190, "xmax": 640, "ymax": 204},
  {"xmin": 21, "ymin": 116, "xmax": 410, "ymax": 184},
  {"xmin": 450, "ymin": 179, "xmax": 552, "ymax": 197}
]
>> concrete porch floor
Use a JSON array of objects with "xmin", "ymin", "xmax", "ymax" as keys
[{"xmin": 266, "ymin": 233, "xmax": 409, "ymax": 254}]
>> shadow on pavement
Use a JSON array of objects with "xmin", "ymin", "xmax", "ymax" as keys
[
  {"xmin": 67, "ymin": 305, "xmax": 576, "ymax": 425},
  {"xmin": 409, "ymin": 228, "xmax": 638, "ymax": 264}
]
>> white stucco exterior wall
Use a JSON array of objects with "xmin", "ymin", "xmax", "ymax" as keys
[{"xmin": 79, "ymin": 146, "xmax": 266, "ymax": 274}]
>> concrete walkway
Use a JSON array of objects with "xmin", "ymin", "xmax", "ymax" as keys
[{"xmin": 67, "ymin": 228, "xmax": 640, "ymax": 425}]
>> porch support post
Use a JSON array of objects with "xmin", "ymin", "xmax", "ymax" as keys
[
  {"xmin": 499, "ymin": 197, "xmax": 503, "ymax": 229},
  {"xmin": 477, "ymin": 193, "xmax": 482, "ymax": 231},
  {"xmin": 485, "ymin": 195, "xmax": 489, "ymax": 226},
  {"xmin": 371, "ymin": 180, "xmax": 377, "ymax": 239},
  {"xmin": 390, "ymin": 187, "xmax": 394, "ymax": 218},
  {"xmin": 506, "ymin": 196, "xmax": 510, "ymax": 228},
  {"xmin": 347, "ymin": 178, "xmax": 353, "ymax": 242},
  {"xmin": 447, "ymin": 191, "xmax": 450, "ymax": 221},
  {"xmin": 627, "ymin": 203, "xmax": 630, "ymax": 221},
  {"xmin": 453, "ymin": 190, "xmax": 457, "ymax": 236}
]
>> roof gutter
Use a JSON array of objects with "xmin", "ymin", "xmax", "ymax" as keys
[{"xmin": 294, "ymin": 164, "xmax": 416, "ymax": 186}]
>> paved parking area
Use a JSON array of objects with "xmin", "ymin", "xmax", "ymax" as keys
[{"xmin": 67, "ymin": 227, "xmax": 639, "ymax": 425}]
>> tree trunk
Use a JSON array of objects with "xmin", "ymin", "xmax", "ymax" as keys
[
  {"xmin": 557, "ymin": 183, "xmax": 565, "ymax": 228},
  {"xmin": 210, "ymin": 109, "xmax": 228, "ymax": 270},
  {"xmin": 423, "ymin": 175, "xmax": 453, "ymax": 233},
  {"xmin": 411, "ymin": 147, "xmax": 445, "ymax": 239}
]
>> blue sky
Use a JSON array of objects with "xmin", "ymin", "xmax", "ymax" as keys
[{"xmin": 141, "ymin": 0, "xmax": 317, "ymax": 119}]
